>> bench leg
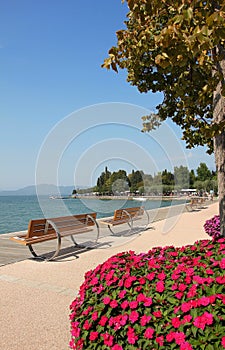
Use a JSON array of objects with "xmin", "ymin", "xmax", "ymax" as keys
[
  {"xmin": 28, "ymin": 244, "xmax": 41, "ymax": 259},
  {"xmin": 28, "ymin": 235, "xmax": 62, "ymax": 261},
  {"xmin": 107, "ymin": 220, "xmax": 133, "ymax": 236}
]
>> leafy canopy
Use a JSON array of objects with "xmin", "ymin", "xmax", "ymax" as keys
[{"xmin": 102, "ymin": 0, "xmax": 225, "ymax": 152}]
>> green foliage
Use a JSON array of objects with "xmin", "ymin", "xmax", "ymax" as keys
[
  {"xmin": 94, "ymin": 163, "xmax": 215, "ymax": 195},
  {"xmin": 102, "ymin": 0, "xmax": 225, "ymax": 152},
  {"xmin": 197, "ymin": 162, "xmax": 212, "ymax": 181},
  {"xmin": 174, "ymin": 165, "xmax": 190, "ymax": 189}
]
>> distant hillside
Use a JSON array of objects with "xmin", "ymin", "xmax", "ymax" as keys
[{"xmin": 0, "ymin": 184, "xmax": 84, "ymax": 196}]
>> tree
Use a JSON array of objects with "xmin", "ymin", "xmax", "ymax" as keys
[
  {"xmin": 196, "ymin": 162, "xmax": 212, "ymax": 181},
  {"xmin": 102, "ymin": 0, "xmax": 225, "ymax": 236},
  {"xmin": 128, "ymin": 169, "xmax": 143, "ymax": 192},
  {"xmin": 174, "ymin": 166, "xmax": 190, "ymax": 190},
  {"xmin": 189, "ymin": 169, "xmax": 196, "ymax": 187}
]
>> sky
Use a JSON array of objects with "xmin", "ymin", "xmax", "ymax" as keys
[{"xmin": 0, "ymin": 0, "xmax": 215, "ymax": 190}]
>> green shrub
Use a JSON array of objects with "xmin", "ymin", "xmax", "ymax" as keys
[{"xmin": 69, "ymin": 237, "xmax": 225, "ymax": 349}]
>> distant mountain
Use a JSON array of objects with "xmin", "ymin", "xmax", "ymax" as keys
[{"xmin": 0, "ymin": 184, "xmax": 87, "ymax": 196}]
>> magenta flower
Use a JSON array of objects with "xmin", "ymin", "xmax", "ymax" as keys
[
  {"xmin": 129, "ymin": 310, "xmax": 139, "ymax": 323},
  {"xmin": 144, "ymin": 327, "xmax": 155, "ymax": 339},
  {"xmin": 221, "ymin": 336, "xmax": 225, "ymax": 348},
  {"xmin": 143, "ymin": 296, "xmax": 153, "ymax": 307},
  {"xmin": 89, "ymin": 331, "xmax": 98, "ymax": 341},
  {"xmin": 153, "ymin": 310, "xmax": 162, "ymax": 318},
  {"xmin": 166, "ymin": 332, "xmax": 175, "ymax": 342},
  {"xmin": 129, "ymin": 300, "xmax": 138, "ymax": 309},
  {"xmin": 101, "ymin": 332, "xmax": 114, "ymax": 347},
  {"xmin": 180, "ymin": 341, "xmax": 193, "ymax": 350},
  {"xmin": 99, "ymin": 315, "xmax": 108, "ymax": 327},
  {"xmin": 118, "ymin": 290, "xmax": 126, "ymax": 298},
  {"xmin": 127, "ymin": 327, "xmax": 138, "ymax": 344},
  {"xmin": 110, "ymin": 299, "xmax": 118, "ymax": 308},
  {"xmin": 220, "ymin": 258, "xmax": 225, "ymax": 269},
  {"xmin": 111, "ymin": 345, "xmax": 123, "ymax": 350},
  {"xmin": 69, "ymin": 236, "xmax": 225, "ymax": 350},
  {"xmin": 91, "ymin": 311, "xmax": 98, "ymax": 321},
  {"xmin": 171, "ymin": 317, "xmax": 181, "ymax": 328},
  {"xmin": 156, "ymin": 281, "xmax": 165, "ymax": 292},
  {"xmin": 103, "ymin": 296, "xmax": 111, "ymax": 305},
  {"xmin": 140, "ymin": 314, "xmax": 152, "ymax": 326},
  {"xmin": 156, "ymin": 335, "xmax": 164, "ymax": 346},
  {"xmin": 121, "ymin": 300, "xmax": 129, "ymax": 309},
  {"xmin": 174, "ymin": 331, "xmax": 186, "ymax": 345}
]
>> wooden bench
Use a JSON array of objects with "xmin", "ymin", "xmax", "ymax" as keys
[
  {"xmin": 10, "ymin": 212, "xmax": 99, "ymax": 261},
  {"xmin": 99, "ymin": 206, "xmax": 149, "ymax": 235}
]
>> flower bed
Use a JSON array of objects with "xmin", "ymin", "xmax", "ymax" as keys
[
  {"xmin": 204, "ymin": 215, "xmax": 221, "ymax": 239},
  {"xmin": 69, "ymin": 237, "xmax": 225, "ymax": 349}
]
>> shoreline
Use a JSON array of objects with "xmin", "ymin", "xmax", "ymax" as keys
[
  {"xmin": 0, "ymin": 201, "xmax": 219, "ymax": 350},
  {"xmin": 0, "ymin": 200, "xmax": 216, "ymax": 266}
]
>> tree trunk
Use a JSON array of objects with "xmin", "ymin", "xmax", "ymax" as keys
[{"xmin": 213, "ymin": 45, "xmax": 225, "ymax": 237}]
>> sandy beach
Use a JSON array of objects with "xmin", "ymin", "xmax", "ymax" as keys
[{"xmin": 0, "ymin": 201, "xmax": 219, "ymax": 350}]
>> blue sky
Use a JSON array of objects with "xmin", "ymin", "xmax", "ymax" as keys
[{"xmin": 0, "ymin": 0, "xmax": 215, "ymax": 190}]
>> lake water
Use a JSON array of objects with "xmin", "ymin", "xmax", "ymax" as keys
[{"xmin": 0, "ymin": 195, "xmax": 186, "ymax": 234}]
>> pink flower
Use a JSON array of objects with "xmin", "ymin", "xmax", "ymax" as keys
[
  {"xmin": 99, "ymin": 315, "xmax": 108, "ymax": 326},
  {"xmin": 198, "ymin": 296, "xmax": 210, "ymax": 306},
  {"xmin": 140, "ymin": 314, "xmax": 151, "ymax": 326},
  {"xmin": 144, "ymin": 297, "xmax": 153, "ymax": 307},
  {"xmin": 118, "ymin": 290, "xmax": 126, "ymax": 298},
  {"xmin": 103, "ymin": 296, "xmax": 111, "ymax": 305},
  {"xmin": 83, "ymin": 319, "xmax": 92, "ymax": 330},
  {"xmin": 121, "ymin": 300, "xmax": 129, "ymax": 309},
  {"xmin": 110, "ymin": 300, "xmax": 118, "ymax": 308},
  {"xmin": 171, "ymin": 273, "xmax": 180, "ymax": 280},
  {"xmin": 172, "ymin": 283, "xmax": 178, "ymax": 291},
  {"xmin": 120, "ymin": 314, "xmax": 128, "ymax": 326},
  {"xmin": 193, "ymin": 312, "xmax": 213, "ymax": 330},
  {"xmin": 178, "ymin": 283, "xmax": 187, "ymax": 292},
  {"xmin": 127, "ymin": 326, "xmax": 138, "ymax": 344},
  {"xmin": 156, "ymin": 335, "xmax": 164, "ymax": 346},
  {"xmin": 182, "ymin": 315, "xmax": 192, "ymax": 324},
  {"xmin": 71, "ymin": 323, "xmax": 81, "ymax": 338},
  {"xmin": 90, "ymin": 277, "xmax": 98, "ymax": 285},
  {"xmin": 156, "ymin": 281, "xmax": 165, "ymax": 292},
  {"xmin": 91, "ymin": 311, "xmax": 98, "ymax": 321},
  {"xmin": 139, "ymin": 277, "xmax": 146, "ymax": 284},
  {"xmin": 180, "ymin": 341, "xmax": 193, "ymax": 350},
  {"xmin": 187, "ymin": 285, "xmax": 197, "ymax": 298},
  {"xmin": 158, "ymin": 272, "xmax": 166, "ymax": 280},
  {"xmin": 216, "ymin": 276, "xmax": 225, "ymax": 284},
  {"xmin": 203, "ymin": 312, "xmax": 214, "ymax": 325},
  {"xmin": 174, "ymin": 331, "xmax": 186, "ymax": 345},
  {"xmin": 221, "ymin": 336, "xmax": 225, "ymax": 348},
  {"xmin": 124, "ymin": 276, "xmax": 137, "ymax": 288},
  {"xmin": 137, "ymin": 293, "xmax": 146, "ymax": 302},
  {"xmin": 146, "ymin": 272, "xmax": 155, "ymax": 281},
  {"xmin": 175, "ymin": 292, "xmax": 183, "ymax": 299},
  {"xmin": 171, "ymin": 317, "xmax": 181, "ymax": 328},
  {"xmin": 181, "ymin": 301, "xmax": 192, "ymax": 312},
  {"xmin": 89, "ymin": 331, "xmax": 98, "ymax": 341},
  {"xmin": 144, "ymin": 327, "xmax": 155, "ymax": 339},
  {"xmin": 101, "ymin": 332, "xmax": 114, "ymax": 347},
  {"xmin": 153, "ymin": 311, "xmax": 162, "ymax": 318},
  {"xmin": 166, "ymin": 332, "xmax": 175, "ymax": 342},
  {"xmin": 129, "ymin": 300, "xmax": 138, "ymax": 309},
  {"xmin": 129, "ymin": 310, "xmax": 139, "ymax": 323},
  {"xmin": 111, "ymin": 345, "xmax": 123, "ymax": 350}
]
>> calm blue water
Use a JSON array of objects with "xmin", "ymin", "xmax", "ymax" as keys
[{"xmin": 0, "ymin": 195, "xmax": 186, "ymax": 234}]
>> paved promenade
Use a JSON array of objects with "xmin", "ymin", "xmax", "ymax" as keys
[{"xmin": 0, "ymin": 201, "xmax": 218, "ymax": 350}]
